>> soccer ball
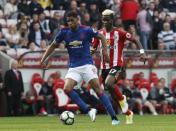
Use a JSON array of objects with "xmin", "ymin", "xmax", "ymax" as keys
[{"xmin": 60, "ymin": 111, "xmax": 75, "ymax": 125}]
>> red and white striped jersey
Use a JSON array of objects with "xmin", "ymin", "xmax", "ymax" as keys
[{"xmin": 93, "ymin": 28, "xmax": 134, "ymax": 69}]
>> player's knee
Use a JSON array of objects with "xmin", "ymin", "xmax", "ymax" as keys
[
  {"xmin": 92, "ymin": 85, "xmax": 103, "ymax": 95},
  {"xmin": 64, "ymin": 86, "xmax": 73, "ymax": 94}
]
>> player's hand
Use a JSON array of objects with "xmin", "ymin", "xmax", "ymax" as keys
[
  {"xmin": 40, "ymin": 59, "xmax": 50, "ymax": 70},
  {"xmin": 140, "ymin": 53, "xmax": 148, "ymax": 64},
  {"xmin": 90, "ymin": 47, "xmax": 96, "ymax": 55}
]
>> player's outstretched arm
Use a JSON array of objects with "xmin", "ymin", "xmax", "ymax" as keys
[
  {"xmin": 40, "ymin": 40, "xmax": 58, "ymax": 65},
  {"xmin": 96, "ymin": 33, "xmax": 110, "ymax": 62},
  {"xmin": 132, "ymin": 38, "xmax": 147, "ymax": 64}
]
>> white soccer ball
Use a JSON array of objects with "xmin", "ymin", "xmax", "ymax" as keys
[{"xmin": 60, "ymin": 111, "xmax": 75, "ymax": 125}]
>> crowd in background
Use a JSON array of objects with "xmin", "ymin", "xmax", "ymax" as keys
[
  {"xmin": 0, "ymin": 0, "xmax": 176, "ymax": 54},
  {"xmin": 0, "ymin": 0, "xmax": 176, "ymax": 116}
]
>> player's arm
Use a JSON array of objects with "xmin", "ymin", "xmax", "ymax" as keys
[
  {"xmin": 40, "ymin": 40, "xmax": 58, "ymax": 65},
  {"xmin": 124, "ymin": 32, "xmax": 147, "ymax": 64},
  {"xmin": 96, "ymin": 33, "xmax": 109, "ymax": 62},
  {"xmin": 41, "ymin": 29, "xmax": 64, "ymax": 65},
  {"xmin": 131, "ymin": 37, "xmax": 147, "ymax": 64},
  {"xmin": 90, "ymin": 38, "xmax": 99, "ymax": 54}
]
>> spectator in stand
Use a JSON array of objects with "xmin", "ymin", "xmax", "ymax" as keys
[
  {"xmin": 41, "ymin": 76, "xmax": 55, "ymax": 114},
  {"xmin": 136, "ymin": 1, "xmax": 153, "ymax": 50},
  {"xmin": 121, "ymin": 79, "xmax": 158, "ymax": 115},
  {"xmin": 4, "ymin": 0, "xmax": 18, "ymax": 19},
  {"xmin": 28, "ymin": 42, "xmax": 39, "ymax": 51},
  {"xmin": 81, "ymin": 12, "xmax": 91, "ymax": 26},
  {"xmin": 149, "ymin": 81, "xmax": 166, "ymax": 113},
  {"xmin": 158, "ymin": 22, "xmax": 176, "ymax": 50},
  {"xmin": 88, "ymin": 2, "xmax": 101, "ymax": 26},
  {"xmin": 79, "ymin": 2, "xmax": 88, "ymax": 21},
  {"xmin": 0, "ymin": 10, "xmax": 6, "ymax": 28},
  {"xmin": 38, "ymin": 0, "xmax": 53, "ymax": 10},
  {"xmin": 49, "ymin": 11, "xmax": 63, "ymax": 35},
  {"xmin": 4, "ymin": 25, "xmax": 20, "ymax": 48},
  {"xmin": 18, "ymin": 22, "xmax": 29, "ymax": 41},
  {"xmin": 52, "ymin": 0, "xmax": 65, "ymax": 10},
  {"xmin": 164, "ymin": 14, "xmax": 175, "ymax": 30},
  {"xmin": 29, "ymin": 14, "xmax": 39, "ymax": 31},
  {"xmin": 152, "ymin": 10, "xmax": 163, "ymax": 49},
  {"xmin": 111, "ymin": 0, "xmax": 121, "ymax": 18},
  {"xmin": 159, "ymin": 78, "xmax": 175, "ymax": 113},
  {"xmin": 120, "ymin": 0, "xmax": 140, "ymax": 30},
  {"xmin": 4, "ymin": 60, "xmax": 24, "ymax": 116},
  {"xmin": 29, "ymin": 0, "xmax": 44, "ymax": 16},
  {"xmin": 154, "ymin": 0, "xmax": 163, "ymax": 12},
  {"xmin": 39, "ymin": 12, "xmax": 51, "ymax": 40},
  {"xmin": 19, "ymin": 38, "xmax": 28, "ymax": 49},
  {"xmin": 39, "ymin": 40, "xmax": 47, "ymax": 50},
  {"xmin": 28, "ymin": 22, "xmax": 46, "ymax": 47},
  {"xmin": 17, "ymin": 15, "xmax": 30, "ymax": 29},
  {"xmin": 0, "ymin": 31, "xmax": 8, "ymax": 51},
  {"xmin": 17, "ymin": 0, "xmax": 30, "ymax": 16},
  {"xmin": 165, "ymin": 0, "xmax": 176, "ymax": 12},
  {"xmin": 114, "ymin": 17, "xmax": 124, "ymax": 29}
]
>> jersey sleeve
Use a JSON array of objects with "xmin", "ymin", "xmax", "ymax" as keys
[
  {"xmin": 92, "ymin": 38, "xmax": 100, "ymax": 48},
  {"xmin": 88, "ymin": 27, "xmax": 99, "ymax": 38},
  {"xmin": 120, "ymin": 30, "xmax": 134, "ymax": 41},
  {"xmin": 55, "ymin": 29, "xmax": 65, "ymax": 44}
]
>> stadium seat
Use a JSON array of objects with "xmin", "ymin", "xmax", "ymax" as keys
[{"xmin": 53, "ymin": 81, "xmax": 79, "ymax": 112}]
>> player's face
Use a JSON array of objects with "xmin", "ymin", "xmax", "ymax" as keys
[
  {"xmin": 66, "ymin": 16, "xmax": 78, "ymax": 29},
  {"xmin": 102, "ymin": 15, "xmax": 113, "ymax": 28}
]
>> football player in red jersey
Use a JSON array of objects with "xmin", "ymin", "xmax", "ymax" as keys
[{"xmin": 92, "ymin": 9, "xmax": 147, "ymax": 124}]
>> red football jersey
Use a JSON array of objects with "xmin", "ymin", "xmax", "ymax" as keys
[{"xmin": 93, "ymin": 28, "xmax": 134, "ymax": 69}]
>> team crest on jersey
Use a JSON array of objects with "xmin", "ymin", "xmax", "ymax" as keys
[
  {"xmin": 126, "ymin": 33, "xmax": 131, "ymax": 38},
  {"xmin": 106, "ymin": 39, "xmax": 111, "ymax": 46}
]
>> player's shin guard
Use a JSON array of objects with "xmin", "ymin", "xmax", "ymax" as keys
[
  {"xmin": 67, "ymin": 90, "xmax": 89, "ymax": 113},
  {"xmin": 98, "ymin": 93, "xmax": 117, "ymax": 120}
]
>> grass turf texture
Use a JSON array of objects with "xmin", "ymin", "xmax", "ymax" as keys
[{"xmin": 0, "ymin": 115, "xmax": 175, "ymax": 131}]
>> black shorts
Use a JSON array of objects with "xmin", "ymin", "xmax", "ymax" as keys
[{"xmin": 101, "ymin": 66, "xmax": 124, "ymax": 82}]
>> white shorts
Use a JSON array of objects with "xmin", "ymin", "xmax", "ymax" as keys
[{"xmin": 65, "ymin": 64, "xmax": 98, "ymax": 83}]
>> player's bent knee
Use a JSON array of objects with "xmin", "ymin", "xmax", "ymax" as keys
[
  {"xmin": 93, "ymin": 85, "xmax": 104, "ymax": 95},
  {"xmin": 64, "ymin": 86, "xmax": 73, "ymax": 93}
]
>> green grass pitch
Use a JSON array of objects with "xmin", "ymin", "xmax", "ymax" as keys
[{"xmin": 0, "ymin": 115, "xmax": 175, "ymax": 131}]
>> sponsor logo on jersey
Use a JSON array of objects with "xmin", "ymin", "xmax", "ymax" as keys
[{"xmin": 69, "ymin": 40, "xmax": 82, "ymax": 46}]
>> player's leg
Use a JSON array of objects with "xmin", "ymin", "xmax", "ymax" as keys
[
  {"xmin": 83, "ymin": 65, "xmax": 120, "ymax": 125},
  {"xmin": 105, "ymin": 67, "xmax": 133, "ymax": 124},
  {"xmin": 105, "ymin": 67, "xmax": 128, "ymax": 112},
  {"xmin": 64, "ymin": 68, "xmax": 96, "ymax": 121}
]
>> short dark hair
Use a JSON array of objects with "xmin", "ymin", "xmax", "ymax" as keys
[{"xmin": 66, "ymin": 11, "xmax": 78, "ymax": 18}]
